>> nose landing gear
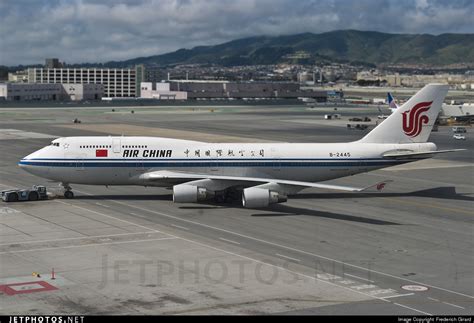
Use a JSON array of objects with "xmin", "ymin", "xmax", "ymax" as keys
[{"xmin": 60, "ymin": 183, "xmax": 74, "ymax": 199}]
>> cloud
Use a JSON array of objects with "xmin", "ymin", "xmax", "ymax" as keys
[{"xmin": 0, "ymin": 0, "xmax": 473, "ymax": 65}]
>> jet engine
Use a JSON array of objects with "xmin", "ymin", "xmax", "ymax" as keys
[
  {"xmin": 173, "ymin": 184, "xmax": 211, "ymax": 203},
  {"xmin": 242, "ymin": 187, "xmax": 287, "ymax": 208}
]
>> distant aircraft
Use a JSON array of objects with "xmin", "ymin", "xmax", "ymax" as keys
[
  {"xmin": 378, "ymin": 92, "xmax": 399, "ymax": 119},
  {"xmin": 387, "ymin": 92, "xmax": 399, "ymax": 112},
  {"xmin": 19, "ymin": 84, "xmax": 463, "ymax": 208}
]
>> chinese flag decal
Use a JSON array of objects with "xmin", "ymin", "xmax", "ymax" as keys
[{"xmin": 96, "ymin": 149, "xmax": 108, "ymax": 157}]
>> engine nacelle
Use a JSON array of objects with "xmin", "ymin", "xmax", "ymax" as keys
[
  {"xmin": 242, "ymin": 187, "xmax": 287, "ymax": 208},
  {"xmin": 173, "ymin": 184, "xmax": 210, "ymax": 203}
]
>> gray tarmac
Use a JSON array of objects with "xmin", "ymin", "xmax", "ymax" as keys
[{"xmin": 0, "ymin": 103, "xmax": 472, "ymax": 315}]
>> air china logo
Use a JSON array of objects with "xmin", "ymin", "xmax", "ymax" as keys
[{"xmin": 402, "ymin": 101, "xmax": 432, "ymax": 137}]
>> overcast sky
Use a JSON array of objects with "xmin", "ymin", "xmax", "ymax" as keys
[{"xmin": 1, "ymin": 0, "xmax": 473, "ymax": 66}]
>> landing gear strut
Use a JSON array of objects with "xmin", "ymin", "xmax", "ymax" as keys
[{"xmin": 60, "ymin": 183, "xmax": 74, "ymax": 199}]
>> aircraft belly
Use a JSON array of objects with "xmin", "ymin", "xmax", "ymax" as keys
[
  {"xmin": 32, "ymin": 160, "xmax": 393, "ymax": 186},
  {"xmin": 43, "ymin": 167, "xmax": 134, "ymax": 185}
]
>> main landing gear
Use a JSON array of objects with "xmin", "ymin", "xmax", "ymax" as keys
[
  {"xmin": 213, "ymin": 189, "xmax": 239, "ymax": 204},
  {"xmin": 61, "ymin": 183, "xmax": 74, "ymax": 199}
]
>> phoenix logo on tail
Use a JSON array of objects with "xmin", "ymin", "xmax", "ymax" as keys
[{"xmin": 402, "ymin": 101, "xmax": 432, "ymax": 137}]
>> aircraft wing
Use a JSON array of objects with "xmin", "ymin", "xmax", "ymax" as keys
[
  {"xmin": 382, "ymin": 149, "xmax": 465, "ymax": 159},
  {"xmin": 139, "ymin": 170, "xmax": 392, "ymax": 192}
]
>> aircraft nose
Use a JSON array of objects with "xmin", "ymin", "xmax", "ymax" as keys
[
  {"xmin": 19, "ymin": 153, "xmax": 34, "ymax": 170},
  {"xmin": 19, "ymin": 148, "xmax": 44, "ymax": 170}
]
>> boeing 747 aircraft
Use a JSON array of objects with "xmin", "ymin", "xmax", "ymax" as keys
[{"xmin": 19, "ymin": 84, "xmax": 462, "ymax": 208}]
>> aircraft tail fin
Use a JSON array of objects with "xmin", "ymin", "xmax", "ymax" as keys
[
  {"xmin": 359, "ymin": 84, "xmax": 449, "ymax": 144},
  {"xmin": 387, "ymin": 92, "xmax": 398, "ymax": 111}
]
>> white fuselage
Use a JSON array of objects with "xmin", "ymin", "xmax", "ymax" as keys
[{"xmin": 19, "ymin": 136, "xmax": 436, "ymax": 186}]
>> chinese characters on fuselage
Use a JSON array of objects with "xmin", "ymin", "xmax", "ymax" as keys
[{"xmin": 184, "ymin": 149, "xmax": 265, "ymax": 158}]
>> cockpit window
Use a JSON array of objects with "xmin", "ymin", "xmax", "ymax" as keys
[{"xmin": 51, "ymin": 142, "xmax": 60, "ymax": 147}]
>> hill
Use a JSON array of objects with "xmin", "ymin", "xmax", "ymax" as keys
[{"xmin": 104, "ymin": 30, "xmax": 474, "ymax": 68}]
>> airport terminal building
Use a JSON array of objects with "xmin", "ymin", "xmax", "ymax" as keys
[
  {"xmin": 0, "ymin": 82, "xmax": 103, "ymax": 101},
  {"xmin": 168, "ymin": 80, "xmax": 327, "ymax": 100},
  {"xmin": 27, "ymin": 67, "xmax": 139, "ymax": 98}
]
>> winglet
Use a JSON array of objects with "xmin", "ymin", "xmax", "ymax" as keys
[{"xmin": 360, "ymin": 180, "xmax": 393, "ymax": 192}]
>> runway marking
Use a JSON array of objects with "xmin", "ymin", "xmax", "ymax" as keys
[
  {"xmin": 0, "ymin": 129, "xmax": 55, "ymax": 140},
  {"xmin": 366, "ymin": 289, "xmax": 397, "ymax": 297},
  {"xmin": 379, "ymin": 197, "xmax": 473, "ymax": 216},
  {"xmin": 0, "ymin": 231, "xmax": 156, "ymax": 247},
  {"xmin": 56, "ymin": 194, "xmax": 433, "ymax": 316},
  {"xmin": 401, "ymin": 285, "xmax": 428, "ymax": 292},
  {"xmin": 344, "ymin": 273, "xmax": 375, "ymax": 283},
  {"xmin": 381, "ymin": 293, "xmax": 415, "ymax": 299},
  {"xmin": 55, "ymin": 200, "xmax": 164, "ymax": 234},
  {"xmin": 0, "ymin": 280, "xmax": 58, "ymax": 295},
  {"xmin": 442, "ymin": 302, "xmax": 465, "ymax": 309},
  {"xmin": 351, "ymin": 284, "xmax": 378, "ymax": 291},
  {"xmin": 338, "ymin": 280, "xmax": 356, "ymax": 285},
  {"xmin": 171, "ymin": 224, "xmax": 190, "ymax": 231},
  {"xmin": 393, "ymin": 303, "xmax": 431, "ymax": 316},
  {"xmin": 0, "ymin": 223, "xmax": 33, "ymax": 237},
  {"xmin": 428, "ymin": 297, "xmax": 440, "ymax": 302},
  {"xmin": 219, "ymin": 237, "xmax": 241, "ymax": 245},
  {"xmin": 92, "ymin": 195, "xmax": 473, "ymax": 300},
  {"xmin": 174, "ymin": 235, "xmax": 431, "ymax": 315},
  {"xmin": 0, "ymin": 207, "xmax": 20, "ymax": 214},
  {"xmin": 0, "ymin": 237, "xmax": 177, "ymax": 254},
  {"xmin": 95, "ymin": 202, "xmax": 109, "ymax": 208},
  {"xmin": 275, "ymin": 253, "xmax": 301, "ymax": 263}
]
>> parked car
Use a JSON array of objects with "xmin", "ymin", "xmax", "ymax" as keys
[{"xmin": 453, "ymin": 134, "xmax": 466, "ymax": 140}]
